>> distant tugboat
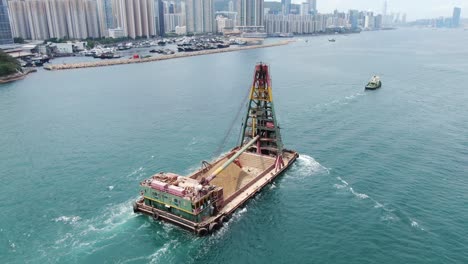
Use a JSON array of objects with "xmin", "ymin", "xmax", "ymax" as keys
[
  {"xmin": 133, "ymin": 63, "xmax": 298, "ymax": 235},
  {"xmin": 328, "ymin": 38, "xmax": 336, "ymax": 42},
  {"xmin": 365, "ymin": 76, "xmax": 382, "ymax": 90}
]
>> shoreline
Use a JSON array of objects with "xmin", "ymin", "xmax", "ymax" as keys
[
  {"xmin": 44, "ymin": 40, "xmax": 292, "ymax": 71},
  {"xmin": 0, "ymin": 68, "xmax": 37, "ymax": 84}
]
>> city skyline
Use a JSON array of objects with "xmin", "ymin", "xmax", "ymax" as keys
[
  {"xmin": 286, "ymin": 0, "xmax": 466, "ymax": 20},
  {"xmin": 2, "ymin": 0, "xmax": 464, "ymax": 42}
]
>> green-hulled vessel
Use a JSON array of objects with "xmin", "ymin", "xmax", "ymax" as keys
[{"xmin": 365, "ymin": 75, "xmax": 382, "ymax": 90}]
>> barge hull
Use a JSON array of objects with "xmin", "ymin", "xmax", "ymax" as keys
[{"xmin": 134, "ymin": 150, "xmax": 298, "ymax": 235}]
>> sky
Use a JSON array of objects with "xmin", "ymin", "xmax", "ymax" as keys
[{"xmin": 288, "ymin": 0, "xmax": 466, "ymax": 21}]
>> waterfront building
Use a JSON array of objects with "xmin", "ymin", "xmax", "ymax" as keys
[
  {"xmin": 108, "ymin": 27, "xmax": 125, "ymax": 38},
  {"xmin": 228, "ymin": 0, "xmax": 234, "ymax": 12},
  {"xmin": 215, "ymin": 11, "xmax": 237, "ymax": 26},
  {"xmin": 452, "ymin": 7, "xmax": 461, "ymax": 28},
  {"xmin": 164, "ymin": 14, "xmax": 184, "ymax": 33},
  {"xmin": 175, "ymin": 25, "xmax": 186, "ymax": 35},
  {"xmin": 216, "ymin": 15, "xmax": 234, "ymax": 33},
  {"xmin": 0, "ymin": 0, "xmax": 13, "ymax": 44},
  {"xmin": 265, "ymin": 14, "xmax": 335, "ymax": 35}
]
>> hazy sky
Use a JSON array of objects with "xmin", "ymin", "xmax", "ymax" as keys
[{"xmin": 288, "ymin": 0, "xmax": 466, "ymax": 20}]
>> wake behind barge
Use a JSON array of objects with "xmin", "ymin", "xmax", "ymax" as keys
[{"xmin": 133, "ymin": 63, "xmax": 298, "ymax": 235}]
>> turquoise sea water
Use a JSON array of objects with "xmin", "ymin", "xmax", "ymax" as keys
[{"xmin": 1, "ymin": 29, "xmax": 468, "ymax": 263}]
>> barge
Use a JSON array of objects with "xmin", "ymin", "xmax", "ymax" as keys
[{"xmin": 133, "ymin": 63, "xmax": 299, "ymax": 235}]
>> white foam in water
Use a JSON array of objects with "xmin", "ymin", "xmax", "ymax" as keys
[
  {"xmin": 410, "ymin": 219, "xmax": 425, "ymax": 231},
  {"xmin": 296, "ymin": 155, "xmax": 330, "ymax": 176},
  {"xmin": 374, "ymin": 202, "xmax": 384, "ymax": 208},
  {"xmin": 333, "ymin": 183, "xmax": 347, "ymax": 189},
  {"xmin": 148, "ymin": 240, "xmax": 176, "ymax": 264},
  {"xmin": 53, "ymin": 216, "xmax": 81, "ymax": 224},
  {"xmin": 349, "ymin": 187, "xmax": 369, "ymax": 199},
  {"xmin": 337, "ymin": 177, "xmax": 348, "ymax": 186},
  {"xmin": 108, "ymin": 185, "xmax": 114, "ymax": 191},
  {"xmin": 207, "ymin": 207, "xmax": 249, "ymax": 241},
  {"xmin": 334, "ymin": 176, "xmax": 371, "ymax": 200},
  {"xmin": 314, "ymin": 92, "xmax": 366, "ymax": 111},
  {"xmin": 9, "ymin": 240, "xmax": 16, "ymax": 250},
  {"xmin": 381, "ymin": 214, "xmax": 399, "ymax": 222},
  {"xmin": 127, "ymin": 167, "xmax": 144, "ymax": 178}
]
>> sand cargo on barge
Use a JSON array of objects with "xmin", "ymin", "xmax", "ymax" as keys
[{"xmin": 133, "ymin": 63, "xmax": 298, "ymax": 235}]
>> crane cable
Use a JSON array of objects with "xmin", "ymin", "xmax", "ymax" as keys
[{"xmin": 212, "ymin": 86, "xmax": 251, "ymax": 158}]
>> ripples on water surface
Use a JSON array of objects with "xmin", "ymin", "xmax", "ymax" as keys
[{"xmin": 1, "ymin": 29, "xmax": 468, "ymax": 263}]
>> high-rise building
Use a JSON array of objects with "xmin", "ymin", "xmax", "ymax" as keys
[
  {"xmin": 97, "ymin": 0, "xmax": 115, "ymax": 37},
  {"xmin": 452, "ymin": 7, "xmax": 461, "ymax": 28},
  {"xmin": 348, "ymin": 9, "xmax": 359, "ymax": 29},
  {"xmin": 26, "ymin": 0, "xmax": 50, "ymax": 40},
  {"xmin": 281, "ymin": 0, "xmax": 291, "ymax": 15},
  {"xmin": 238, "ymin": 0, "xmax": 263, "ymax": 26},
  {"xmin": 382, "ymin": 0, "xmax": 387, "ymax": 26},
  {"xmin": 300, "ymin": 2, "xmax": 309, "ymax": 16},
  {"xmin": 374, "ymin": 14, "xmax": 382, "ymax": 29},
  {"xmin": 65, "ymin": 0, "xmax": 94, "ymax": 39},
  {"xmin": 186, "ymin": 0, "xmax": 214, "ymax": 33},
  {"xmin": 8, "ymin": 0, "xmax": 31, "ymax": 39},
  {"xmin": 112, "ymin": 0, "xmax": 158, "ymax": 38},
  {"xmin": 164, "ymin": 14, "xmax": 183, "ymax": 32},
  {"xmin": 8, "ymin": 0, "xmax": 103, "ymax": 40},
  {"xmin": 382, "ymin": 0, "xmax": 387, "ymax": 17},
  {"xmin": 308, "ymin": 0, "xmax": 316, "ymax": 14},
  {"xmin": 0, "ymin": 0, "xmax": 13, "ymax": 44},
  {"xmin": 84, "ymin": 0, "xmax": 100, "ymax": 38},
  {"xmin": 364, "ymin": 12, "xmax": 374, "ymax": 29},
  {"xmin": 158, "ymin": 0, "xmax": 165, "ymax": 36},
  {"xmin": 45, "ymin": 0, "xmax": 69, "ymax": 39}
]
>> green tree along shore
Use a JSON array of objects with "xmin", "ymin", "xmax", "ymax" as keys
[{"xmin": 0, "ymin": 50, "xmax": 22, "ymax": 77}]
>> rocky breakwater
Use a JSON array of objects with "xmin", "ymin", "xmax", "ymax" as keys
[{"xmin": 44, "ymin": 41, "xmax": 292, "ymax": 71}]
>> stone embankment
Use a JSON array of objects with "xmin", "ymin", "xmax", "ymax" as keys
[{"xmin": 44, "ymin": 41, "xmax": 291, "ymax": 71}]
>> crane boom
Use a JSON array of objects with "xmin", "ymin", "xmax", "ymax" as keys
[{"xmin": 204, "ymin": 135, "xmax": 260, "ymax": 183}]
